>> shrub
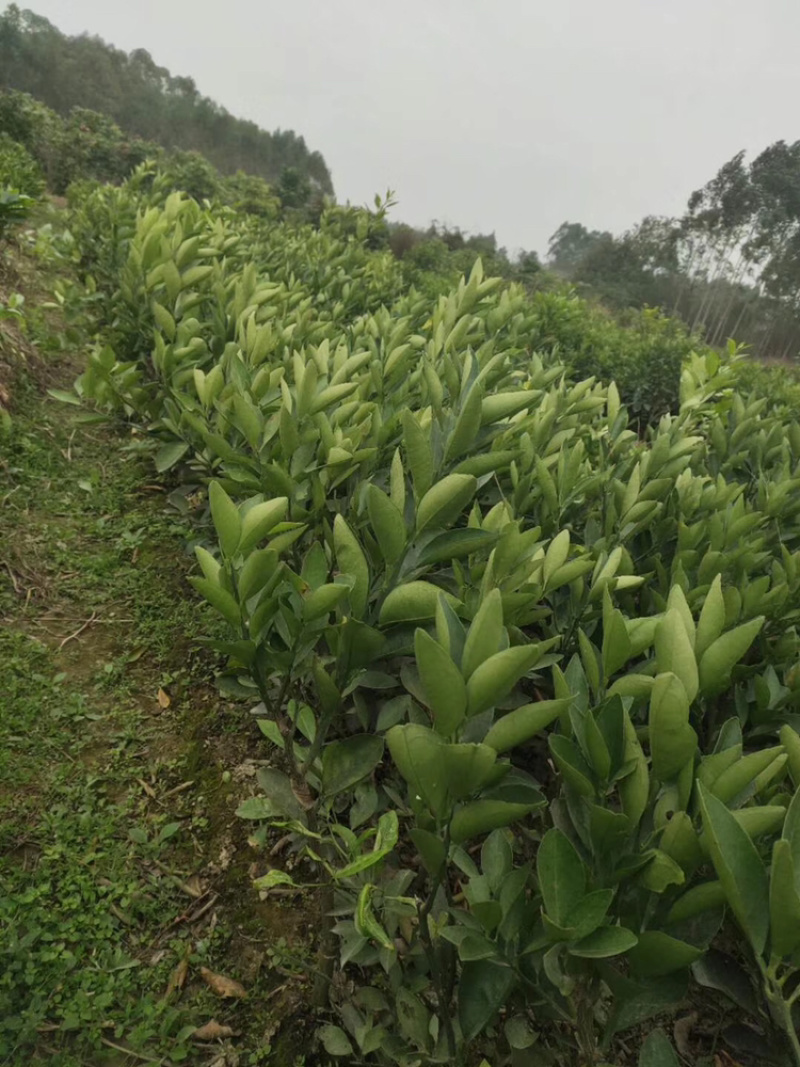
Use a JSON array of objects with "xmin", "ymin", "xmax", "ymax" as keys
[
  {"xmin": 0, "ymin": 133, "xmax": 44, "ymax": 198},
  {"xmin": 58, "ymin": 171, "xmax": 800, "ymax": 1067}
]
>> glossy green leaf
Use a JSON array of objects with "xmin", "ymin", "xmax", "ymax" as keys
[
  {"xmin": 379, "ymin": 581, "xmax": 460, "ymax": 624},
  {"xmin": 628, "ymin": 931, "xmax": 701, "ymax": 977},
  {"xmin": 649, "ymin": 672, "xmax": 697, "ymax": 782},
  {"xmin": 698, "ymin": 616, "xmax": 765, "ymax": 697},
  {"xmin": 697, "ymin": 782, "xmax": 769, "ymax": 957},
  {"xmin": 458, "ymin": 961, "xmax": 515, "ymax": 1043},
  {"xmin": 655, "ymin": 609, "xmax": 698, "ymax": 703},
  {"xmin": 367, "ymin": 484, "xmax": 406, "ymax": 564},
  {"xmin": 321, "ymin": 734, "xmax": 384, "ymax": 799},
  {"xmin": 538, "ymin": 828, "xmax": 585, "ymax": 926},
  {"xmin": 333, "ymin": 515, "xmax": 369, "ymax": 618},
  {"xmin": 461, "ymin": 588, "xmax": 504, "ymax": 680},
  {"xmin": 208, "ymin": 480, "xmax": 241, "ymax": 557},
  {"xmin": 414, "ymin": 628, "xmax": 467, "ymax": 736},
  {"xmin": 466, "ymin": 643, "xmax": 545, "ymax": 716},
  {"xmin": 416, "ymin": 473, "xmax": 478, "ymax": 535},
  {"xmin": 483, "ymin": 699, "xmax": 568, "ymax": 754},
  {"xmin": 638, "ymin": 1029, "xmax": 679, "ymax": 1067}
]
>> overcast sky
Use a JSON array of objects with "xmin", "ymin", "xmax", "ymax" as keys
[{"xmin": 26, "ymin": 0, "xmax": 800, "ymax": 256}]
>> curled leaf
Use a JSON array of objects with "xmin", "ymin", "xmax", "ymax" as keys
[
  {"xmin": 200, "ymin": 966, "xmax": 247, "ymax": 999},
  {"xmin": 192, "ymin": 1019, "xmax": 235, "ymax": 1041}
]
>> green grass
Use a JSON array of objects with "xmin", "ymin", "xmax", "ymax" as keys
[{"xmin": 0, "ymin": 310, "xmax": 313, "ymax": 1064}]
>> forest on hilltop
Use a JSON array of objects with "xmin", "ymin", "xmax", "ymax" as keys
[{"xmin": 0, "ymin": 4, "xmax": 333, "ymax": 197}]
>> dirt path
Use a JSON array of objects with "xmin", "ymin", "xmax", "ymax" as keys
[{"xmin": 0, "ymin": 260, "xmax": 314, "ymax": 1065}]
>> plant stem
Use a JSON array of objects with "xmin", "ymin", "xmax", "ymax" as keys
[{"xmin": 416, "ymin": 829, "xmax": 459, "ymax": 1063}]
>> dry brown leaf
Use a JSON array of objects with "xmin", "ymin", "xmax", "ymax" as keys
[
  {"xmin": 181, "ymin": 874, "xmax": 204, "ymax": 898},
  {"xmin": 192, "ymin": 1020, "xmax": 234, "ymax": 1041},
  {"xmin": 200, "ymin": 967, "xmax": 247, "ymax": 999},
  {"xmin": 164, "ymin": 956, "xmax": 189, "ymax": 997},
  {"xmin": 673, "ymin": 1011, "xmax": 697, "ymax": 1057},
  {"xmin": 157, "ymin": 687, "xmax": 171, "ymax": 709},
  {"xmin": 137, "ymin": 778, "xmax": 156, "ymax": 799},
  {"xmin": 291, "ymin": 779, "xmax": 315, "ymax": 811}
]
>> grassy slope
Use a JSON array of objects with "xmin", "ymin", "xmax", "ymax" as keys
[{"xmin": 0, "ymin": 240, "xmax": 315, "ymax": 1066}]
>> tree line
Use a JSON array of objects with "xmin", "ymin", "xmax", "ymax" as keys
[
  {"xmin": 547, "ymin": 144, "xmax": 800, "ymax": 362},
  {"xmin": 0, "ymin": 5, "xmax": 333, "ymax": 198}
]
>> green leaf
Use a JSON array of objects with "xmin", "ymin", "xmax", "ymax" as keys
[
  {"xmin": 696, "ymin": 574, "xmax": 725, "ymax": 659},
  {"xmin": 367, "ymin": 484, "xmax": 406, "ymax": 564},
  {"xmin": 638, "ymin": 1029, "xmax": 679, "ymax": 1067},
  {"xmin": 543, "ymin": 530, "xmax": 570, "ymax": 587},
  {"xmin": 565, "ymin": 889, "xmax": 614, "ymax": 939},
  {"xmin": 628, "ymin": 932, "xmax": 700, "ymax": 977},
  {"xmin": 538, "ymin": 828, "xmax": 585, "ymax": 926},
  {"xmin": 409, "ymin": 828, "xmax": 446, "ymax": 875},
  {"xmin": 481, "ymin": 830, "xmax": 513, "ymax": 894},
  {"xmin": 321, "ymin": 735, "xmax": 384, "ymax": 799},
  {"xmin": 414, "ymin": 628, "xmax": 467, "ymax": 736},
  {"xmin": 638, "ymin": 850, "xmax": 685, "ymax": 894},
  {"xmin": 335, "ymin": 811, "xmax": 399, "ymax": 880},
  {"xmin": 458, "ymin": 961, "xmax": 515, "ymax": 1042},
  {"xmin": 417, "ymin": 527, "xmax": 497, "ymax": 566},
  {"xmin": 239, "ymin": 497, "xmax": 289, "ymax": 554},
  {"xmin": 235, "ymin": 797, "xmax": 275, "ymax": 820},
  {"xmin": 445, "ymin": 382, "xmax": 482, "ymax": 462},
  {"xmin": 333, "ymin": 515, "xmax": 369, "ymax": 618},
  {"xmin": 380, "ymin": 581, "xmax": 460, "ymax": 625},
  {"xmin": 190, "ymin": 577, "xmax": 241, "ymax": 630},
  {"xmin": 238, "ymin": 549, "xmax": 278, "ymax": 602},
  {"xmin": 450, "ymin": 792, "xmax": 545, "ymax": 843},
  {"xmin": 603, "ymin": 602, "xmax": 634, "ymax": 680},
  {"xmin": 769, "ymin": 838, "xmax": 800, "ymax": 957},
  {"xmin": 387, "ymin": 723, "xmax": 448, "ymax": 816},
  {"xmin": 619, "ymin": 710, "xmax": 649, "ymax": 828},
  {"xmin": 155, "ymin": 440, "xmax": 189, "ymax": 472},
  {"xmin": 416, "ymin": 473, "xmax": 478, "ymax": 535},
  {"xmin": 440, "ymin": 743, "xmax": 497, "ymax": 800},
  {"xmin": 655, "ymin": 609, "xmax": 698, "ymax": 703},
  {"xmin": 649, "ymin": 672, "xmax": 697, "ymax": 782},
  {"xmin": 480, "ymin": 390, "xmax": 538, "ymax": 424},
  {"xmin": 462, "ymin": 588, "xmax": 504, "ymax": 680},
  {"xmin": 318, "ymin": 1024, "xmax": 353, "ymax": 1057},
  {"xmin": 666, "ymin": 880, "xmax": 726, "ymax": 924},
  {"xmin": 484, "ymin": 699, "xmax": 568, "ymax": 754},
  {"xmin": 568, "ymin": 926, "xmax": 637, "ymax": 958},
  {"xmin": 697, "ymin": 782, "xmax": 769, "ymax": 957},
  {"xmin": 709, "ymin": 746, "xmax": 785, "ymax": 805},
  {"xmin": 548, "ymin": 734, "xmax": 595, "ymax": 796},
  {"xmin": 303, "ymin": 582, "xmax": 348, "ymax": 622},
  {"xmin": 698, "ymin": 616, "xmax": 765, "ymax": 697},
  {"xmin": 390, "ymin": 447, "xmax": 406, "ymax": 514},
  {"xmin": 47, "ymin": 387, "xmax": 82, "ymax": 406},
  {"xmin": 209, "ymin": 481, "xmax": 241, "ymax": 558},
  {"xmin": 402, "ymin": 409, "xmax": 434, "ymax": 499},
  {"xmin": 195, "ymin": 545, "xmax": 221, "ymax": 585},
  {"xmin": 466, "ymin": 643, "xmax": 546, "ymax": 716}
]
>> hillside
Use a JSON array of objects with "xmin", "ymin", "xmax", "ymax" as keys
[
  {"xmin": 0, "ymin": 4, "xmax": 333, "ymax": 196},
  {"xmin": 2, "ymin": 55, "xmax": 800, "ymax": 1067}
]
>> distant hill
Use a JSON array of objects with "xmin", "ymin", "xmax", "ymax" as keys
[{"xmin": 0, "ymin": 4, "xmax": 333, "ymax": 196}]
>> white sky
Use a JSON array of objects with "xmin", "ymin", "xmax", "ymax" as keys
[{"xmin": 22, "ymin": 0, "xmax": 800, "ymax": 256}]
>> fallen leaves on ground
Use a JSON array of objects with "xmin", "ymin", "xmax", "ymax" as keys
[
  {"xmin": 164, "ymin": 956, "xmax": 189, "ymax": 997},
  {"xmin": 200, "ymin": 967, "xmax": 247, "ymax": 999},
  {"xmin": 192, "ymin": 1020, "xmax": 235, "ymax": 1041}
]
